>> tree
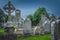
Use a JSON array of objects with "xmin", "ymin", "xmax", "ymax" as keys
[
  {"xmin": 0, "ymin": 8, "xmax": 8, "ymax": 27},
  {"xmin": 27, "ymin": 15, "xmax": 34, "ymax": 26},
  {"xmin": 0, "ymin": 9, "xmax": 5, "ymax": 27},
  {"xmin": 27, "ymin": 7, "xmax": 50, "ymax": 26},
  {"xmin": 50, "ymin": 14, "xmax": 57, "ymax": 21},
  {"xmin": 0, "ymin": 9, "xmax": 6, "ymax": 22}
]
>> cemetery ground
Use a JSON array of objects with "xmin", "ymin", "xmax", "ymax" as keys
[
  {"xmin": 17, "ymin": 34, "xmax": 51, "ymax": 40},
  {"xmin": 0, "ymin": 28, "xmax": 51, "ymax": 40}
]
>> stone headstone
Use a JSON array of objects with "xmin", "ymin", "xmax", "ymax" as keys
[
  {"xmin": 54, "ymin": 20, "xmax": 60, "ymax": 40},
  {"xmin": 4, "ymin": 27, "xmax": 17, "ymax": 40},
  {"xmin": 15, "ymin": 10, "xmax": 21, "ymax": 22},
  {"xmin": 43, "ymin": 21, "xmax": 51, "ymax": 33},
  {"xmin": 38, "ymin": 15, "xmax": 48, "ymax": 34},
  {"xmin": 51, "ymin": 20, "xmax": 60, "ymax": 40},
  {"xmin": 24, "ymin": 18, "xmax": 32, "ymax": 35},
  {"xmin": 51, "ymin": 21, "xmax": 55, "ymax": 40},
  {"xmin": 14, "ymin": 28, "xmax": 24, "ymax": 37},
  {"xmin": 34, "ymin": 26, "xmax": 40, "ymax": 35}
]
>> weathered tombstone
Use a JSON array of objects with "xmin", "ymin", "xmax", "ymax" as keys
[
  {"xmin": 51, "ymin": 21, "xmax": 55, "ymax": 40},
  {"xmin": 51, "ymin": 19, "xmax": 60, "ymax": 40},
  {"xmin": 34, "ymin": 26, "xmax": 40, "ymax": 35},
  {"xmin": 38, "ymin": 15, "xmax": 47, "ymax": 34},
  {"xmin": 43, "ymin": 21, "xmax": 51, "ymax": 34},
  {"xmin": 15, "ymin": 9, "xmax": 23, "ymax": 28},
  {"xmin": 24, "ymin": 18, "xmax": 32, "ymax": 36},
  {"xmin": 15, "ymin": 10, "xmax": 24, "ymax": 37},
  {"xmin": 15, "ymin": 10, "xmax": 21, "ymax": 22},
  {"xmin": 57, "ymin": 20, "xmax": 60, "ymax": 40},
  {"xmin": 4, "ymin": 27, "xmax": 17, "ymax": 40},
  {"xmin": 54, "ymin": 20, "xmax": 60, "ymax": 40},
  {"xmin": 15, "ymin": 10, "xmax": 21, "ymax": 27},
  {"xmin": 14, "ymin": 28, "xmax": 24, "ymax": 37}
]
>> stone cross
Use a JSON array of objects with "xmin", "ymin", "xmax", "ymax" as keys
[{"xmin": 3, "ymin": 0, "xmax": 15, "ymax": 21}]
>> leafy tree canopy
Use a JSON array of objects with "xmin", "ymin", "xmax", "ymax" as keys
[
  {"xmin": 27, "ymin": 7, "xmax": 51, "ymax": 26},
  {"xmin": 0, "ymin": 8, "xmax": 8, "ymax": 23}
]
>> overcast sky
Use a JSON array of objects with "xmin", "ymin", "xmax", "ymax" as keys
[{"xmin": 0, "ymin": 0, "xmax": 60, "ymax": 18}]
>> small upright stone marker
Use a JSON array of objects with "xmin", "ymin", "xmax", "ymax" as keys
[{"xmin": 24, "ymin": 18, "xmax": 32, "ymax": 36}]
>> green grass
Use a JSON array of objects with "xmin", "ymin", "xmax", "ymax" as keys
[
  {"xmin": 17, "ymin": 34, "xmax": 51, "ymax": 40},
  {"xmin": 0, "ymin": 28, "xmax": 4, "ymax": 36},
  {"xmin": 0, "ymin": 28, "xmax": 51, "ymax": 40},
  {"xmin": 14, "ymin": 25, "xmax": 18, "ymax": 29}
]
